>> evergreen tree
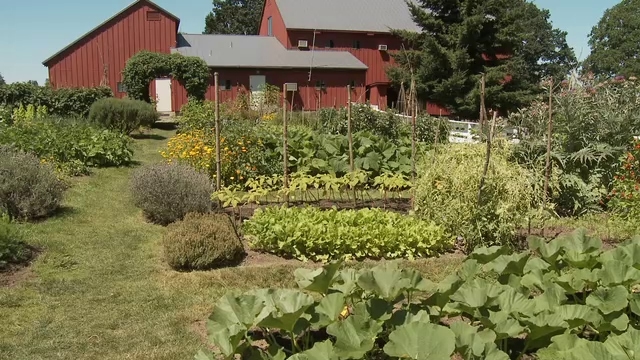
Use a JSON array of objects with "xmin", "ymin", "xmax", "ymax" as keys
[
  {"xmin": 204, "ymin": 0, "xmax": 265, "ymax": 35},
  {"xmin": 388, "ymin": 0, "xmax": 576, "ymax": 118}
]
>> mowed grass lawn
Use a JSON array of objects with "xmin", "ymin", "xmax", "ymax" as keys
[{"xmin": 0, "ymin": 126, "xmax": 463, "ymax": 360}]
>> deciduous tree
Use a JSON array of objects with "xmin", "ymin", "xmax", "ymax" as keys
[
  {"xmin": 204, "ymin": 0, "xmax": 265, "ymax": 35},
  {"xmin": 0, "ymin": 73, "xmax": 5, "ymax": 86},
  {"xmin": 388, "ymin": 0, "xmax": 576, "ymax": 118},
  {"xmin": 584, "ymin": 0, "xmax": 640, "ymax": 78}
]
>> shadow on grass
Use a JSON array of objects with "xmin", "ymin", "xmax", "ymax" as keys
[
  {"xmin": 153, "ymin": 122, "xmax": 179, "ymax": 131},
  {"xmin": 131, "ymin": 133, "xmax": 167, "ymax": 141}
]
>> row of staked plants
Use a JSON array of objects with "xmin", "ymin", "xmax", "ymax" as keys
[
  {"xmin": 214, "ymin": 171, "xmax": 412, "ymax": 208},
  {"xmin": 197, "ymin": 228, "xmax": 640, "ymax": 360}
]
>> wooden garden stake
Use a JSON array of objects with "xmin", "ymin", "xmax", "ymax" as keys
[
  {"xmin": 282, "ymin": 84, "xmax": 289, "ymax": 206},
  {"xmin": 347, "ymin": 85, "xmax": 357, "ymax": 206},
  {"xmin": 543, "ymin": 77, "xmax": 554, "ymax": 206},
  {"xmin": 410, "ymin": 78, "xmax": 417, "ymax": 209},
  {"xmin": 479, "ymin": 73, "xmax": 486, "ymax": 133},
  {"xmin": 214, "ymin": 72, "xmax": 222, "ymax": 207},
  {"xmin": 478, "ymin": 110, "xmax": 498, "ymax": 206}
]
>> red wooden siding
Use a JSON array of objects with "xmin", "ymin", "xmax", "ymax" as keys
[
  {"xmin": 259, "ymin": 0, "xmax": 289, "ymax": 46},
  {"xmin": 45, "ymin": 2, "xmax": 177, "ymax": 99},
  {"xmin": 285, "ymin": 30, "xmax": 404, "ymax": 86},
  {"xmin": 171, "ymin": 69, "xmax": 367, "ymax": 112}
]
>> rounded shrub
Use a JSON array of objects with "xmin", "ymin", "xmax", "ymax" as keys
[
  {"xmin": 163, "ymin": 212, "xmax": 244, "ymax": 270},
  {"xmin": 414, "ymin": 141, "xmax": 535, "ymax": 249},
  {"xmin": 0, "ymin": 214, "xmax": 31, "ymax": 270},
  {"xmin": 130, "ymin": 162, "xmax": 214, "ymax": 225},
  {"xmin": 88, "ymin": 97, "xmax": 158, "ymax": 134},
  {"xmin": 0, "ymin": 146, "xmax": 67, "ymax": 220}
]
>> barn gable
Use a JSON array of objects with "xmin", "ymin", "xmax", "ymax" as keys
[{"xmin": 42, "ymin": 0, "xmax": 180, "ymax": 66}]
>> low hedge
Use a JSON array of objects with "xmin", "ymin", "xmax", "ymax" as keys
[
  {"xmin": 244, "ymin": 206, "xmax": 452, "ymax": 261},
  {"xmin": 88, "ymin": 97, "xmax": 158, "ymax": 134},
  {"xmin": 0, "ymin": 83, "xmax": 113, "ymax": 118}
]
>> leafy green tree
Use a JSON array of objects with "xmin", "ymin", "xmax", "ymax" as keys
[
  {"xmin": 388, "ymin": 0, "xmax": 576, "ymax": 118},
  {"xmin": 584, "ymin": 0, "xmax": 640, "ymax": 78},
  {"xmin": 204, "ymin": 0, "xmax": 265, "ymax": 35},
  {"xmin": 27, "ymin": 80, "xmax": 38, "ymax": 86},
  {"xmin": 0, "ymin": 73, "xmax": 5, "ymax": 86}
]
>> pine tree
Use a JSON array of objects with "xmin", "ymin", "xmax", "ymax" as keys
[{"xmin": 388, "ymin": 0, "xmax": 576, "ymax": 118}]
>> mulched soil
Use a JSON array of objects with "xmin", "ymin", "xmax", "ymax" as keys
[{"xmin": 0, "ymin": 247, "xmax": 39, "ymax": 287}]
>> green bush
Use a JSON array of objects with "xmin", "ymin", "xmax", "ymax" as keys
[
  {"xmin": 0, "ymin": 146, "xmax": 67, "ymax": 220},
  {"xmin": 244, "ymin": 206, "xmax": 451, "ymax": 261},
  {"xmin": 0, "ymin": 215, "xmax": 31, "ymax": 270},
  {"xmin": 0, "ymin": 118, "xmax": 133, "ymax": 175},
  {"xmin": 130, "ymin": 162, "xmax": 214, "ymax": 225},
  {"xmin": 0, "ymin": 82, "xmax": 112, "ymax": 117},
  {"xmin": 177, "ymin": 99, "xmax": 215, "ymax": 133},
  {"xmin": 163, "ymin": 212, "xmax": 244, "ymax": 270},
  {"xmin": 88, "ymin": 97, "xmax": 158, "ymax": 134},
  {"xmin": 414, "ymin": 142, "xmax": 535, "ymax": 249}
]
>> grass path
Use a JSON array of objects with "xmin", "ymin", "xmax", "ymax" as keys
[{"xmin": 0, "ymin": 127, "xmax": 462, "ymax": 360}]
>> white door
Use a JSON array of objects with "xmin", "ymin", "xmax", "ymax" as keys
[
  {"xmin": 155, "ymin": 78, "xmax": 172, "ymax": 112},
  {"xmin": 249, "ymin": 75, "xmax": 266, "ymax": 108}
]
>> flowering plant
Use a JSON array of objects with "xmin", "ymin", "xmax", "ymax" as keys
[{"xmin": 609, "ymin": 139, "xmax": 640, "ymax": 221}]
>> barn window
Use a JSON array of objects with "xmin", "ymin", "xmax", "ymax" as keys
[
  {"xmin": 267, "ymin": 16, "xmax": 273, "ymax": 36},
  {"xmin": 117, "ymin": 82, "xmax": 127, "ymax": 93},
  {"xmin": 326, "ymin": 40, "xmax": 334, "ymax": 48},
  {"xmin": 224, "ymin": 80, "xmax": 232, "ymax": 90},
  {"xmin": 315, "ymin": 80, "xmax": 325, "ymax": 89},
  {"xmin": 147, "ymin": 11, "xmax": 161, "ymax": 21},
  {"xmin": 352, "ymin": 40, "xmax": 361, "ymax": 49},
  {"xmin": 349, "ymin": 80, "xmax": 356, "ymax": 88}
]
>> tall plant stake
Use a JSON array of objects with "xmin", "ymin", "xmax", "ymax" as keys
[
  {"xmin": 214, "ymin": 72, "xmax": 222, "ymax": 207},
  {"xmin": 410, "ymin": 78, "xmax": 417, "ymax": 208},
  {"xmin": 347, "ymin": 85, "xmax": 356, "ymax": 206},
  {"xmin": 478, "ymin": 111, "xmax": 498, "ymax": 205},
  {"xmin": 282, "ymin": 85, "xmax": 289, "ymax": 206},
  {"xmin": 543, "ymin": 77, "xmax": 554, "ymax": 206},
  {"xmin": 479, "ymin": 73, "xmax": 486, "ymax": 133}
]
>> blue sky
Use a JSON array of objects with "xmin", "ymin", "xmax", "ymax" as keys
[{"xmin": 0, "ymin": 0, "xmax": 619, "ymax": 84}]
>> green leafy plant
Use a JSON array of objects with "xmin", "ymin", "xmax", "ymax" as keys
[
  {"xmin": 163, "ymin": 212, "xmax": 244, "ymax": 270},
  {"xmin": 198, "ymin": 228, "xmax": 640, "ymax": 360},
  {"xmin": 244, "ymin": 206, "xmax": 451, "ymax": 262},
  {"xmin": 130, "ymin": 162, "xmax": 214, "ymax": 225},
  {"xmin": 0, "ymin": 117, "xmax": 133, "ymax": 174},
  {"xmin": 88, "ymin": 97, "xmax": 158, "ymax": 134}
]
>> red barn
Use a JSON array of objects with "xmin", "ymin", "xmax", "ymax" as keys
[{"xmin": 42, "ymin": 0, "xmax": 450, "ymax": 114}]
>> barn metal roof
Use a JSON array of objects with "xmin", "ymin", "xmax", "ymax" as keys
[
  {"xmin": 42, "ymin": 0, "xmax": 180, "ymax": 66},
  {"xmin": 172, "ymin": 34, "xmax": 368, "ymax": 70},
  {"xmin": 274, "ymin": 0, "xmax": 422, "ymax": 33}
]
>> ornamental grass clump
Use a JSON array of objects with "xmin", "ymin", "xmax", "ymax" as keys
[
  {"xmin": 88, "ymin": 97, "xmax": 158, "ymax": 134},
  {"xmin": 130, "ymin": 162, "xmax": 214, "ymax": 225},
  {"xmin": 414, "ymin": 142, "xmax": 535, "ymax": 249},
  {"xmin": 0, "ymin": 146, "xmax": 67, "ymax": 221},
  {"xmin": 163, "ymin": 212, "xmax": 244, "ymax": 270}
]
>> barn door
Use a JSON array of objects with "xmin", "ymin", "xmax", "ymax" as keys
[
  {"xmin": 249, "ymin": 75, "xmax": 266, "ymax": 109},
  {"xmin": 155, "ymin": 78, "xmax": 172, "ymax": 113}
]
